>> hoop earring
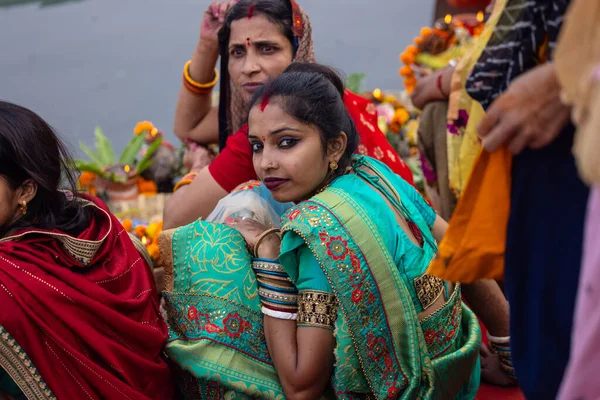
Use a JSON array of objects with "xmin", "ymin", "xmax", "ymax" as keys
[
  {"xmin": 329, "ymin": 160, "xmax": 338, "ymax": 173},
  {"xmin": 20, "ymin": 201, "xmax": 27, "ymax": 216}
]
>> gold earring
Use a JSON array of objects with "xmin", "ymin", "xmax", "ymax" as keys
[
  {"xmin": 20, "ymin": 201, "xmax": 27, "ymax": 216},
  {"xmin": 329, "ymin": 160, "xmax": 338, "ymax": 173}
]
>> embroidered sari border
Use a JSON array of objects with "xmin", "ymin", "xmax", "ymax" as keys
[
  {"xmin": 0, "ymin": 325, "xmax": 56, "ymax": 400},
  {"xmin": 166, "ymin": 340, "xmax": 284, "ymax": 398},
  {"xmin": 315, "ymin": 189, "xmax": 433, "ymax": 397},
  {"xmin": 281, "ymin": 187, "xmax": 434, "ymax": 398}
]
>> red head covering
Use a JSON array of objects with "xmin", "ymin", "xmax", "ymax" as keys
[{"xmin": 0, "ymin": 195, "xmax": 173, "ymax": 399}]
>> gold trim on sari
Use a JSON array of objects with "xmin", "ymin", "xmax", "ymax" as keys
[{"xmin": 0, "ymin": 326, "xmax": 56, "ymax": 400}]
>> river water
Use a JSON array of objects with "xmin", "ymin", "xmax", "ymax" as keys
[{"xmin": 0, "ymin": 0, "xmax": 434, "ymax": 154}]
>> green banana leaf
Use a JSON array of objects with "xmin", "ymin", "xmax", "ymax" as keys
[
  {"xmin": 73, "ymin": 160, "xmax": 107, "ymax": 177},
  {"xmin": 346, "ymin": 72, "xmax": 366, "ymax": 94},
  {"xmin": 79, "ymin": 142, "xmax": 104, "ymax": 168},
  {"xmin": 119, "ymin": 132, "xmax": 146, "ymax": 165},
  {"xmin": 94, "ymin": 126, "xmax": 116, "ymax": 166},
  {"xmin": 136, "ymin": 137, "xmax": 163, "ymax": 175}
]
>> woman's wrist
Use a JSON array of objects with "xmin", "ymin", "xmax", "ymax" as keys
[
  {"xmin": 189, "ymin": 40, "xmax": 219, "ymax": 83},
  {"xmin": 256, "ymin": 235, "xmax": 281, "ymax": 259}
]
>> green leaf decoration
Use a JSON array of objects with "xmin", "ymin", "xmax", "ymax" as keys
[
  {"xmin": 346, "ymin": 72, "xmax": 366, "ymax": 94},
  {"xmin": 94, "ymin": 126, "xmax": 116, "ymax": 165},
  {"xmin": 79, "ymin": 142, "xmax": 104, "ymax": 167},
  {"xmin": 119, "ymin": 132, "xmax": 146, "ymax": 165},
  {"xmin": 136, "ymin": 158, "xmax": 154, "ymax": 175},
  {"xmin": 136, "ymin": 137, "xmax": 163, "ymax": 174},
  {"xmin": 73, "ymin": 160, "xmax": 107, "ymax": 177}
]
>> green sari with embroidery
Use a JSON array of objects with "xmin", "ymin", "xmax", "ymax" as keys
[{"xmin": 161, "ymin": 156, "xmax": 481, "ymax": 399}]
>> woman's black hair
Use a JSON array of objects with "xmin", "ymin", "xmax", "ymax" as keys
[
  {"xmin": 217, "ymin": 0, "xmax": 295, "ymax": 150},
  {"xmin": 0, "ymin": 101, "xmax": 88, "ymax": 237},
  {"xmin": 247, "ymin": 62, "xmax": 359, "ymax": 167}
]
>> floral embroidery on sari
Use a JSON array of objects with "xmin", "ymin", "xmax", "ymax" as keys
[{"xmin": 282, "ymin": 201, "xmax": 409, "ymax": 398}]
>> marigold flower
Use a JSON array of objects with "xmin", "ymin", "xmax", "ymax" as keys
[
  {"xmin": 134, "ymin": 121, "xmax": 155, "ymax": 135},
  {"xmin": 400, "ymin": 52, "xmax": 415, "ymax": 65},
  {"xmin": 137, "ymin": 178, "xmax": 157, "ymax": 195},
  {"xmin": 420, "ymin": 27, "xmax": 433, "ymax": 37},
  {"xmin": 393, "ymin": 108, "xmax": 411, "ymax": 125},
  {"xmin": 78, "ymin": 171, "xmax": 96, "ymax": 187},
  {"xmin": 146, "ymin": 222, "xmax": 161, "ymax": 240},
  {"xmin": 399, "ymin": 66, "xmax": 413, "ymax": 77},
  {"xmin": 134, "ymin": 225, "xmax": 146, "ymax": 237},
  {"xmin": 146, "ymin": 243, "xmax": 160, "ymax": 260},
  {"xmin": 405, "ymin": 45, "xmax": 419, "ymax": 56},
  {"xmin": 404, "ymin": 76, "xmax": 417, "ymax": 87},
  {"xmin": 121, "ymin": 219, "xmax": 133, "ymax": 232}
]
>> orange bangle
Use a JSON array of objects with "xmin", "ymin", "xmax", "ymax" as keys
[
  {"xmin": 182, "ymin": 76, "xmax": 213, "ymax": 95},
  {"xmin": 183, "ymin": 61, "xmax": 218, "ymax": 89},
  {"xmin": 173, "ymin": 172, "xmax": 199, "ymax": 192}
]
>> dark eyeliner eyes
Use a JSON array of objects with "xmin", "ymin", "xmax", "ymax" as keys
[
  {"xmin": 250, "ymin": 142, "xmax": 263, "ymax": 153},
  {"xmin": 250, "ymin": 138, "xmax": 298, "ymax": 153},
  {"xmin": 278, "ymin": 138, "xmax": 298, "ymax": 148}
]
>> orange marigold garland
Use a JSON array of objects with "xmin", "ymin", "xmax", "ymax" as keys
[{"xmin": 399, "ymin": 13, "xmax": 486, "ymax": 93}]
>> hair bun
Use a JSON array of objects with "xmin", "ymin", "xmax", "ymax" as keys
[{"xmin": 282, "ymin": 63, "xmax": 345, "ymax": 99}]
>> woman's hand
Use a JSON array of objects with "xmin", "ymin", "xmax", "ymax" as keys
[
  {"xmin": 225, "ymin": 217, "xmax": 281, "ymax": 258},
  {"xmin": 200, "ymin": 1, "xmax": 238, "ymax": 45},
  {"xmin": 410, "ymin": 66, "xmax": 454, "ymax": 110},
  {"xmin": 478, "ymin": 62, "xmax": 571, "ymax": 154},
  {"xmin": 183, "ymin": 142, "xmax": 214, "ymax": 172},
  {"xmin": 480, "ymin": 343, "xmax": 517, "ymax": 387}
]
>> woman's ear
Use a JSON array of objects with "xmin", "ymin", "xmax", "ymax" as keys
[
  {"xmin": 18, "ymin": 179, "xmax": 37, "ymax": 204},
  {"xmin": 327, "ymin": 131, "xmax": 348, "ymax": 162}
]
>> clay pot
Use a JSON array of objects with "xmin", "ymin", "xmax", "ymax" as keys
[{"xmin": 96, "ymin": 176, "xmax": 139, "ymax": 202}]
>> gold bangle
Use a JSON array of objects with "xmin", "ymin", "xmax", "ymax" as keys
[
  {"xmin": 253, "ymin": 228, "xmax": 280, "ymax": 257},
  {"xmin": 183, "ymin": 61, "xmax": 218, "ymax": 89},
  {"xmin": 173, "ymin": 171, "xmax": 199, "ymax": 192}
]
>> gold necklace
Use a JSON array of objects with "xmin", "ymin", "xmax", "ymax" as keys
[{"xmin": 315, "ymin": 166, "xmax": 353, "ymax": 195}]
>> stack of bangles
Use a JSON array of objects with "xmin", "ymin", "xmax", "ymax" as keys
[
  {"xmin": 488, "ymin": 334, "xmax": 517, "ymax": 380},
  {"xmin": 252, "ymin": 258, "xmax": 298, "ymax": 320},
  {"xmin": 173, "ymin": 171, "xmax": 198, "ymax": 192},
  {"xmin": 182, "ymin": 60, "xmax": 218, "ymax": 95}
]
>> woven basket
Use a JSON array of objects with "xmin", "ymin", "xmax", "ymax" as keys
[{"xmin": 108, "ymin": 193, "xmax": 169, "ymax": 222}]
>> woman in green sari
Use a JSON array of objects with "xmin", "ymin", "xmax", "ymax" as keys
[{"xmin": 161, "ymin": 62, "xmax": 488, "ymax": 399}]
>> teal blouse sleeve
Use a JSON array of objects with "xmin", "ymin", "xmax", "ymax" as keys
[
  {"xmin": 280, "ymin": 231, "xmax": 337, "ymax": 330},
  {"xmin": 279, "ymin": 233, "xmax": 332, "ymax": 293}
]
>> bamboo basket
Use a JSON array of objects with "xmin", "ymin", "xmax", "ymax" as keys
[{"xmin": 108, "ymin": 193, "xmax": 169, "ymax": 222}]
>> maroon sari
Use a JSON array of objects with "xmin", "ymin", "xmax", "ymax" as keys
[{"xmin": 0, "ymin": 195, "xmax": 173, "ymax": 399}]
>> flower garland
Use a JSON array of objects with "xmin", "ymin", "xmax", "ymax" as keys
[{"xmin": 399, "ymin": 13, "xmax": 486, "ymax": 93}]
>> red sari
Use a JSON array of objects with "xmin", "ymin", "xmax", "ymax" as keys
[
  {"xmin": 209, "ymin": 90, "xmax": 414, "ymax": 193},
  {"xmin": 0, "ymin": 195, "xmax": 173, "ymax": 399}
]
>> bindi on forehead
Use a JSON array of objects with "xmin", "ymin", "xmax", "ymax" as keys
[{"xmin": 246, "ymin": 37, "xmax": 251, "ymax": 47}]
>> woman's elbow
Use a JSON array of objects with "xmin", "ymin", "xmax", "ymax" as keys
[
  {"xmin": 280, "ymin": 376, "xmax": 330, "ymax": 400},
  {"xmin": 282, "ymin": 386, "xmax": 326, "ymax": 400},
  {"xmin": 173, "ymin": 124, "xmax": 190, "ymax": 142},
  {"xmin": 163, "ymin": 197, "xmax": 184, "ymax": 230}
]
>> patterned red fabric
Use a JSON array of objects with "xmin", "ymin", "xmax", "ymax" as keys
[
  {"xmin": 343, "ymin": 90, "xmax": 414, "ymax": 184},
  {"xmin": 0, "ymin": 195, "xmax": 173, "ymax": 399},
  {"xmin": 209, "ymin": 90, "xmax": 414, "ymax": 192}
]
